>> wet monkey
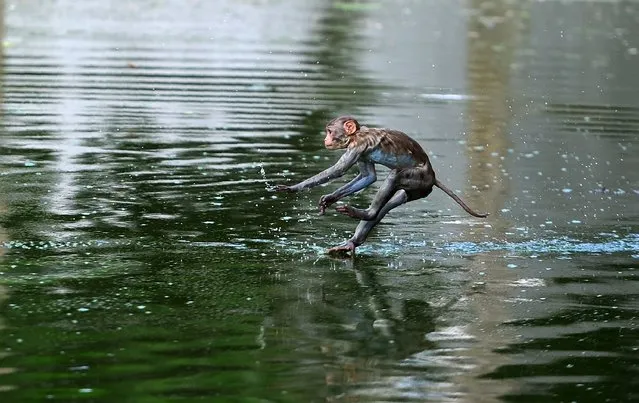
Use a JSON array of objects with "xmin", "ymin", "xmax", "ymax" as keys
[{"xmin": 275, "ymin": 116, "xmax": 488, "ymax": 255}]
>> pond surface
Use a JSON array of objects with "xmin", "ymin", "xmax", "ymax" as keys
[{"xmin": 1, "ymin": 0, "xmax": 638, "ymax": 401}]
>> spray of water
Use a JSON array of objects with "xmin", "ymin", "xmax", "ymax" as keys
[{"xmin": 258, "ymin": 163, "xmax": 276, "ymax": 191}]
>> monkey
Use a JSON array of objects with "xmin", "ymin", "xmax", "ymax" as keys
[{"xmin": 275, "ymin": 116, "xmax": 488, "ymax": 256}]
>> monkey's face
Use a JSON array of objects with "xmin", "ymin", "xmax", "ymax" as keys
[
  {"xmin": 323, "ymin": 117, "xmax": 360, "ymax": 150},
  {"xmin": 324, "ymin": 126, "xmax": 350, "ymax": 150}
]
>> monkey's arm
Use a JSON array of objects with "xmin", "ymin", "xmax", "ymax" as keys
[
  {"xmin": 282, "ymin": 149, "xmax": 359, "ymax": 192},
  {"xmin": 318, "ymin": 161, "xmax": 376, "ymax": 213}
]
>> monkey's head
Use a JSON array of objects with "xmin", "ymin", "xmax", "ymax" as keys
[{"xmin": 324, "ymin": 116, "xmax": 360, "ymax": 150}]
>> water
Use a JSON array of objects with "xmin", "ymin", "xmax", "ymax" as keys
[{"xmin": 1, "ymin": 0, "xmax": 638, "ymax": 401}]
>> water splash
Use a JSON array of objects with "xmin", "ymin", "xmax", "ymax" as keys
[
  {"xmin": 1, "ymin": 239, "xmax": 113, "ymax": 250},
  {"xmin": 269, "ymin": 233, "xmax": 639, "ymax": 258},
  {"xmin": 443, "ymin": 234, "xmax": 639, "ymax": 256},
  {"xmin": 3, "ymin": 234, "xmax": 637, "ymax": 259},
  {"xmin": 258, "ymin": 162, "xmax": 276, "ymax": 191}
]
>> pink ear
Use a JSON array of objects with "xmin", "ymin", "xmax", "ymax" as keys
[{"xmin": 343, "ymin": 120, "xmax": 357, "ymax": 135}]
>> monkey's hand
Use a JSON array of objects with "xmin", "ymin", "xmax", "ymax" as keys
[
  {"xmin": 273, "ymin": 184, "xmax": 296, "ymax": 192},
  {"xmin": 319, "ymin": 194, "xmax": 338, "ymax": 215}
]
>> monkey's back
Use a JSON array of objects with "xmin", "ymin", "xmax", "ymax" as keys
[{"xmin": 353, "ymin": 127, "xmax": 431, "ymax": 168}]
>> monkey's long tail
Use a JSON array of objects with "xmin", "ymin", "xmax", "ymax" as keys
[{"xmin": 434, "ymin": 180, "xmax": 489, "ymax": 218}]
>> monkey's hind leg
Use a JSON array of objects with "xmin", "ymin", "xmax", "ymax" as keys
[
  {"xmin": 328, "ymin": 189, "xmax": 409, "ymax": 256},
  {"xmin": 335, "ymin": 170, "xmax": 398, "ymax": 220}
]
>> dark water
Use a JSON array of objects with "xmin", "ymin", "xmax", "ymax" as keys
[{"xmin": 1, "ymin": 0, "xmax": 638, "ymax": 401}]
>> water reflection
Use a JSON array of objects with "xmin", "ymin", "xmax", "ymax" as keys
[
  {"xmin": 269, "ymin": 254, "xmax": 475, "ymax": 401},
  {"xmin": 0, "ymin": 0, "xmax": 638, "ymax": 402},
  {"xmin": 0, "ymin": 0, "xmax": 10, "ymax": 381},
  {"xmin": 457, "ymin": 0, "xmax": 524, "ymax": 399}
]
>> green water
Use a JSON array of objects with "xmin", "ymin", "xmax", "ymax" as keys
[{"xmin": 1, "ymin": 0, "xmax": 638, "ymax": 401}]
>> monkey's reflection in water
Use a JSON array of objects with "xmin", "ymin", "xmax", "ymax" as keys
[{"xmin": 319, "ymin": 258, "xmax": 461, "ymax": 401}]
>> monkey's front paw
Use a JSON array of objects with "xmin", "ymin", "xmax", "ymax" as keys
[
  {"xmin": 335, "ymin": 205, "xmax": 356, "ymax": 218},
  {"xmin": 318, "ymin": 194, "xmax": 337, "ymax": 215},
  {"xmin": 273, "ymin": 184, "xmax": 294, "ymax": 192}
]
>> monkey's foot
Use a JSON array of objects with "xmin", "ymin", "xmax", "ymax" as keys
[
  {"xmin": 335, "ymin": 205, "xmax": 371, "ymax": 220},
  {"xmin": 326, "ymin": 241, "xmax": 356, "ymax": 258}
]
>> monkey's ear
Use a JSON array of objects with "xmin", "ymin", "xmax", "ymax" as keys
[{"xmin": 343, "ymin": 120, "xmax": 358, "ymax": 135}]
